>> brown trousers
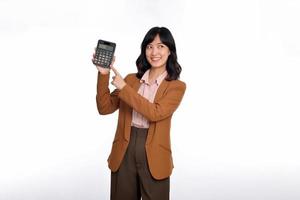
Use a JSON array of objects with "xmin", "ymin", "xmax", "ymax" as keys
[{"xmin": 110, "ymin": 126, "xmax": 170, "ymax": 200}]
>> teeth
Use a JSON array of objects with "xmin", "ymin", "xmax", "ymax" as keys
[{"xmin": 151, "ymin": 58, "xmax": 160, "ymax": 61}]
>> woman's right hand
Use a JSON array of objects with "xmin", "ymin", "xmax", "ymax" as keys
[{"xmin": 92, "ymin": 50, "xmax": 115, "ymax": 75}]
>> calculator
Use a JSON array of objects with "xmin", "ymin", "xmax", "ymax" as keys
[{"xmin": 93, "ymin": 39, "xmax": 116, "ymax": 68}]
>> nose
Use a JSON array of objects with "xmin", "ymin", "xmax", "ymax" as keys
[{"xmin": 151, "ymin": 47, "xmax": 158, "ymax": 55}]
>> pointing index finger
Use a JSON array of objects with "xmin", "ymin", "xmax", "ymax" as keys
[{"xmin": 111, "ymin": 66, "xmax": 120, "ymax": 76}]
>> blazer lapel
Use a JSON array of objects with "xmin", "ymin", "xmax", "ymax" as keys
[
  {"xmin": 146, "ymin": 79, "xmax": 170, "ymax": 145},
  {"xmin": 154, "ymin": 80, "xmax": 169, "ymax": 102}
]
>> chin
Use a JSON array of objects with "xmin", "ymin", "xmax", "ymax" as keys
[{"xmin": 150, "ymin": 63, "xmax": 166, "ymax": 68}]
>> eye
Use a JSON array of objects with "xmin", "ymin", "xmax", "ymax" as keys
[
  {"xmin": 158, "ymin": 44, "xmax": 165, "ymax": 49},
  {"xmin": 146, "ymin": 45, "xmax": 152, "ymax": 49}
]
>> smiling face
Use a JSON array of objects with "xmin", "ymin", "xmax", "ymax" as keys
[{"xmin": 145, "ymin": 34, "xmax": 170, "ymax": 69}]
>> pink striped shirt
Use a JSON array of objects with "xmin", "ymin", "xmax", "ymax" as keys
[{"xmin": 131, "ymin": 69, "xmax": 168, "ymax": 128}]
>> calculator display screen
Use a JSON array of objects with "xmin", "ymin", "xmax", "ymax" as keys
[{"xmin": 99, "ymin": 44, "xmax": 114, "ymax": 51}]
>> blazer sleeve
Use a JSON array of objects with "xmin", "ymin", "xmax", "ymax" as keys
[
  {"xmin": 96, "ymin": 72, "xmax": 120, "ymax": 115},
  {"xmin": 118, "ymin": 80, "xmax": 186, "ymax": 122}
]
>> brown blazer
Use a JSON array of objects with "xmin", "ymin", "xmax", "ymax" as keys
[{"xmin": 96, "ymin": 72, "xmax": 186, "ymax": 180}]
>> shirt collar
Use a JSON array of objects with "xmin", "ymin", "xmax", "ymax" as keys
[{"xmin": 140, "ymin": 69, "xmax": 168, "ymax": 86}]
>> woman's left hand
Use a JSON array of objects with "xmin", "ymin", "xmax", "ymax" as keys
[{"xmin": 111, "ymin": 66, "xmax": 127, "ymax": 90}]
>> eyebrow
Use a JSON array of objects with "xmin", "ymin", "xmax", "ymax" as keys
[{"xmin": 148, "ymin": 42, "xmax": 165, "ymax": 45}]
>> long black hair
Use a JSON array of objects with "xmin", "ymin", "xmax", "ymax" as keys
[{"xmin": 136, "ymin": 27, "xmax": 182, "ymax": 81}]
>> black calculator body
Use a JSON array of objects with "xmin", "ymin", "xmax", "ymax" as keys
[{"xmin": 93, "ymin": 39, "xmax": 116, "ymax": 68}]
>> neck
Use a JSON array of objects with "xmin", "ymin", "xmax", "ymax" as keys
[{"xmin": 149, "ymin": 66, "xmax": 166, "ymax": 82}]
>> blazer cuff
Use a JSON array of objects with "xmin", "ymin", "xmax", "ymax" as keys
[{"xmin": 118, "ymin": 84, "xmax": 134, "ymax": 101}]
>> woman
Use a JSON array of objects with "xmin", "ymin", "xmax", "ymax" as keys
[{"xmin": 93, "ymin": 27, "xmax": 186, "ymax": 200}]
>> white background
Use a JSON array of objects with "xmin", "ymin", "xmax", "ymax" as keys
[{"xmin": 0, "ymin": 0, "xmax": 300, "ymax": 199}]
